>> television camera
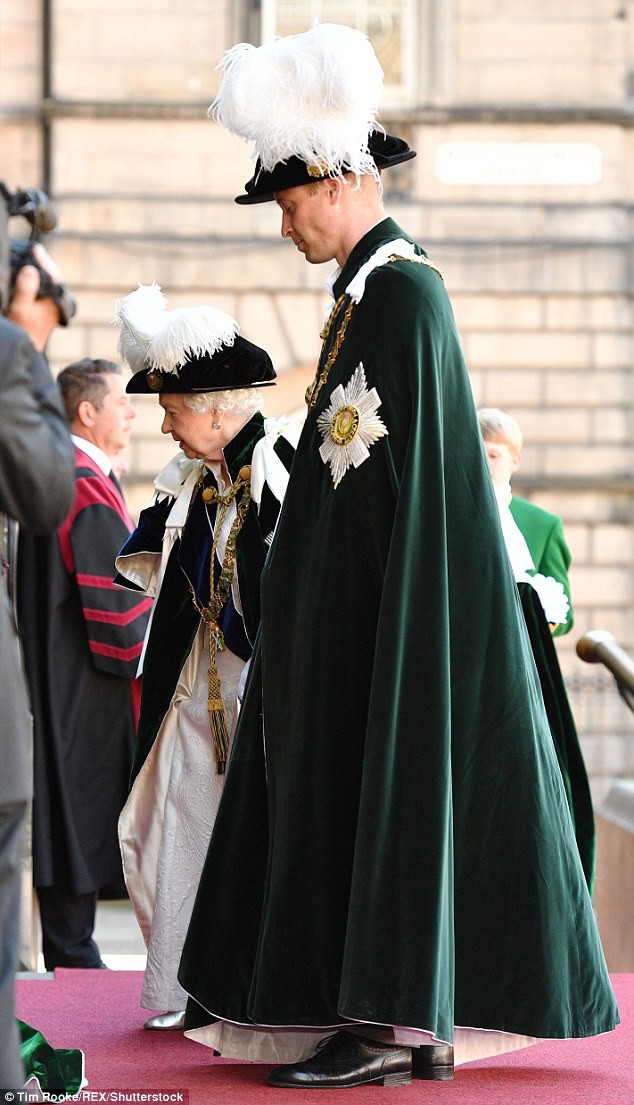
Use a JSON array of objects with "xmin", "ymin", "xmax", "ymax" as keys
[{"xmin": 0, "ymin": 182, "xmax": 76, "ymax": 324}]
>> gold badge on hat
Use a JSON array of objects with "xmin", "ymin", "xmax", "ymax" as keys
[
  {"xmin": 307, "ymin": 160, "xmax": 329, "ymax": 178},
  {"xmin": 146, "ymin": 370, "xmax": 164, "ymax": 391}
]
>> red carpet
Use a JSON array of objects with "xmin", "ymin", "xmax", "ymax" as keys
[{"xmin": 15, "ymin": 970, "xmax": 633, "ymax": 1104}]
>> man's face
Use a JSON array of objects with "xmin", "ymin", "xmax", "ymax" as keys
[
  {"xmin": 275, "ymin": 182, "xmax": 337, "ymax": 265},
  {"xmin": 92, "ymin": 373, "xmax": 136, "ymax": 458},
  {"xmin": 482, "ymin": 439, "xmax": 519, "ymax": 489}
]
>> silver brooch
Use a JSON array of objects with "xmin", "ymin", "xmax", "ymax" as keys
[{"xmin": 317, "ymin": 363, "xmax": 388, "ymax": 488}]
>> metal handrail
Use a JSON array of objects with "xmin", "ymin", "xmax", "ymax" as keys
[{"xmin": 576, "ymin": 631, "xmax": 634, "ymax": 715}]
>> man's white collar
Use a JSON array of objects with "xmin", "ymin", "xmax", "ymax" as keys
[
  {"xmin": 71, "ymin": 435, "xmax": 111, "ymax": 477},
  {"xmin": 324, "ymin": 230, "xmax": 417, "ymax": 305}
]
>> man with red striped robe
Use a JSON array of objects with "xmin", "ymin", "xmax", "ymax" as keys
[{"xmin": 18, "ymin": 358, "xmax": 152, "ymax": 969}]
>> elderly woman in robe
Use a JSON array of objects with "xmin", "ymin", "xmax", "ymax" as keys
[{"xmin": 114, "ymin": 285, "xmax": 298, "ymax": 1027}]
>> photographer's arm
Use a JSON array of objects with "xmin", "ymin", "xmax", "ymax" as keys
[
  {"xmin": 0, "ymin": 317, "xmax": 74, "ymax": 532},
  {"xmin": 6, "ymin": 244, "xmax": 63, "ymax": 352}
]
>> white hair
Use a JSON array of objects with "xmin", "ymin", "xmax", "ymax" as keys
[{"xmin": 182, "ymin": 387, "xmax": 263, "ymax": 416}]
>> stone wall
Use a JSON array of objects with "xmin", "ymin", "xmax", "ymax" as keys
[{"xmin": 2, "ymin": 0, "xmax": 632, "ymax": 801}]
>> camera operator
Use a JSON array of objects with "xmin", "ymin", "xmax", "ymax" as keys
[{"xmin": 0, "ymin": 194, "xmax": 75, "ymax": 1087}]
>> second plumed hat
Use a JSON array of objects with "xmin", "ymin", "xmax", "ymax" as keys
[
  {"xmin": 115, "ymin": 284, "xmax": 276, "ymax": 394},
  {"xmin": 210, "ymin": 23, "xmax": 416, "ymax": 204}
]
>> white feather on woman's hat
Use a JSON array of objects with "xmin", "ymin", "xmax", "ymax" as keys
[
  {"xmin": 115, "ymin": 283, "xmax": 276, "ymax": 394},
  {"xmin": 209, "ymin": 23, "xmax": 416, "ymax": 204}
]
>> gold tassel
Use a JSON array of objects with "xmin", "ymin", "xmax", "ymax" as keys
[
  {"xmin": 206, "ymin": 618, "xmax": 229, "ymax": 774},
  {"xmin": 208, "ymin": 663, "xmax": 229, "ymax": 774}
]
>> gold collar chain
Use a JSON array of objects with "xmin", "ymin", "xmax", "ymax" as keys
[
  {"xmin": 305, "ymin": 294, "xmax": 355, "ymax": 409},
  {"xmin": 305, "ymin": 252, "xmax": 443, "ymax": 411}
]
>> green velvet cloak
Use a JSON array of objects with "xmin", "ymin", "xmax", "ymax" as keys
[
  {"xmin": 517, "ymin": 581, "xmax": 595, "ymax": 892},
  {"xmin": 180, "ymin": 218, "xmax": 618, "ymax": 1044}
]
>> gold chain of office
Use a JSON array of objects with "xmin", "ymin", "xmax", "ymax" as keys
[
  {"xmin": 188, "ymin": 465, "xmax": 252, "ymax": 774},
  {"xmin": 305, "ymin": 253, "xmax": 443, "ymax": 410},
  {"xmin": 305, "ymin": 294, "xmax": 354, "ymax": 408}
]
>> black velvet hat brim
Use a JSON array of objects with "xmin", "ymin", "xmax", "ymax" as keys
[
  {"xmin": 235, "ymin": 131, "xmax": 416, "ymax": 205},
  {"xmin": 126, "ymin": 335, "xmax": 277, "ymax": 394}
]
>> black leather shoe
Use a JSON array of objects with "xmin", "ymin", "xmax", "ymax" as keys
[
  {"xmin": 411, "ymin": 1044, "xmax": 454, "ymax": 1080},
  {"xmin": 267, "ymin": 1032, "xmax": 412, "ymax": 1088}
]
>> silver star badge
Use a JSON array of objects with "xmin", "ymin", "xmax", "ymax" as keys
[{"xmin": 317, "ymin": 363, "xmax": 388, "ymax": 488}]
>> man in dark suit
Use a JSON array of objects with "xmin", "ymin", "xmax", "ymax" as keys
[{"xmin": 18, "ymin": 359, "xmax": 152, "ymax": 970}]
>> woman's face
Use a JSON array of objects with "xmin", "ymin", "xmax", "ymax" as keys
[{"xmin": 158, "ymin": 393, "xmax": 231, "ymax": 463}]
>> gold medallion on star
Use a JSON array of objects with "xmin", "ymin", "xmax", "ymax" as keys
[{"xmin": 317, "ymin": 363, "xmax": 388, "ymax": 488}]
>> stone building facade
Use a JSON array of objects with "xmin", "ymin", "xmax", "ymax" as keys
[{"xmin": 1, "ymin": 0, "xmax": 633, "ymax": 803}]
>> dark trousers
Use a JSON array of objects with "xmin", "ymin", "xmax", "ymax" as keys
[
  {"xmin": 37, "ymin": 883, "xmax": 104, "ymax": 969},
  {"xmin": 0, "ymin": 801, "xmax": 28, "ymax": 1086}
]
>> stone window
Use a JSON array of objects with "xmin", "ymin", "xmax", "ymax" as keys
[{"xmin": 260, "ymin": 0, "xmax": 421, "ymax": 106}]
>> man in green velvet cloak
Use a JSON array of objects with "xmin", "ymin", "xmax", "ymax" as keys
[{"xmin": 178, "ymin": 24, "xmax": 618, "ymax": 1090}]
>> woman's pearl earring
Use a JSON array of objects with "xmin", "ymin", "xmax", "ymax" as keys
[{"xmin": 212, "ymin": 421, "xmax": 221, "ymax": 430}]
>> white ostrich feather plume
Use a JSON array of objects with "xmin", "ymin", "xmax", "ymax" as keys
[
  {"xmin": 115, "ymin": 283, "xmax": 239, "ymax": 375},
  {"xmin": 211, "ymin": 23, "xmax": 384, "ymax": 178}
]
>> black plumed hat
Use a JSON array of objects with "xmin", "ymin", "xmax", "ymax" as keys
[
  {"xmin": 116, "ymin": 284, "xmax": 276, "ymax": 394},
  {"xmin": 235, "ymin": 131, "xmax": 416, "ymax": 205},
  {"xmin": 211, "ymin": 25, "xmax": 415, "ymax": 205}
]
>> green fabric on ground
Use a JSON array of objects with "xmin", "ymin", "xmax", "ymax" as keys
[{"xmin": 19, "ymin": 1018, "xmax": 84, "ymax": 1095}]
